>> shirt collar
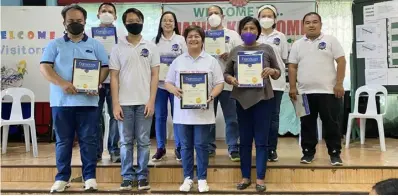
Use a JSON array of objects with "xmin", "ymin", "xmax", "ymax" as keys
[
  {"xmin": 303, "ymin": 33, "xmax": 324, "ymax": 41},
  {"xmin": 63, "ymin": 33, "xmax": 88, "ymax": 42},
  {"xmin": 184, "ymin": 50, "xmax": 206, "ymax": 59},
  {"xmin": 161, "ymin": 32, "xmax": 176, "ymax": 41},
  {"xmin": 121, "ymin": 35, "xmax": 146, "ymax": 46},
  {"xmin": 261, "ymin": 29, "xmax": 278, "ymax": 37}
]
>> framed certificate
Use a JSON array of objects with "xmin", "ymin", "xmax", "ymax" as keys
[
  {"xmin": 179, "ymin": 73, "xmax": 209, "ymax": 109},
  {"xmin": 237, "ymin": 51, "xmax": 264, "ymax": 88},
  {"xmin": 159, "ymin": 56, "xmax": 176, "ymax": 81},
  {"xmin": 204, "ymin": 30, "xmax": 225, "ymax": 56},
  {"xmin": 72, "ymin": 58, "xmax": 101, "ymax": 93},
  {"xmin": 91, "ymin": 27, "xmax": 117, "ymax": 55}
]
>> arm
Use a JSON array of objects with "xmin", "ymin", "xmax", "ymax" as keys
[
  {"xmin": 288, "ymin": 63, "xmax": 298, "ymax": 88},
  {"xmin": 211, "ymin": 58, "xmax": 225, "ymax": 98},
  {"xmin": 110, "ymin": 70, "xmax": 120, "ymax": 106},
  {"xmin": 266, "ymin": 45, "xmax": 281, "ymax": 80},
  {"xmin": 223, "ymin": 48, "xmax": 236, "ymax": 84},
  {"xmin": 164, "ymin": 61, "xmax": 182, "ymax": 97},
  {"xmin": 40, "ymin": 64, "xmax": 68, "ymax": 86},
  {"xmin": 287, "ymin": 42, "xmax": 299, "ymax": 100},
  {"xmin": 149, "ymin": 66, "xmax": 159, "ymax": 104},
  {"xmin": 95, "ymin": 40, "xmax": 110, "ymax": 83},
  {"xmin": 335, "ymin": 56, "xmax": 346, "ymax": 86}
]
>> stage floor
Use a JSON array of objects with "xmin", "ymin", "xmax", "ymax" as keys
[{"xmin": 2, "ymin": 137, "xmax": 398, "ymax": 168}]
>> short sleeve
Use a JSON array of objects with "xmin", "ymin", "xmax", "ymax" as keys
[
  {"xmin": 224, "ymin": 47, "xmax": 237, "ymax": 76},
  {"xmin": 40, "ymin": 40, "xmax": 57, "ymax": 64},
  {"xmin": 165, "ymin": 59, "xmax": 177, "ymax": 85},
  {"xmin": 231, "ymin": 31, "xmax": 243, "ymax": 48},
  {"xmin": 109, "ymin": 45, "xmax": 121, "ymax": 70},
  {"xmin": 280, "ymin": 34, "xmax": 289, "ymax": 60},
  {"xmin": 288, "ymin": 41, "xmax": 299, "ymax": 64},
  {"xmin": 94, "ymin": 40, "xmax": 109, "ymax": 67},
  {"xmin": 211, "ymin": 58, "xmax": 224, "ymax": 86},
  {"xmin": 150, "ymin": 45, "xmax": 160, "ymax": 67},
  {"xmin": 331, "ymin": 36, "xmax": 345, "ymax": 59}
]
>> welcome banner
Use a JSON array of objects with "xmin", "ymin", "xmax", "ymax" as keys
[
  {"xmin": 163, "ymin": 1, "xmax": 316, "ymax": 45},
  {"xmin": 1, "ymin": 6, "xmax": 65, "ymax": 102}
]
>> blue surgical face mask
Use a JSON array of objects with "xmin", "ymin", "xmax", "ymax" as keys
[{"xmin": 241, "ymin": 32, "xmax": 257, "ymax": 45}]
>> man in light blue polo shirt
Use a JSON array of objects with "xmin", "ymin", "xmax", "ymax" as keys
[{"xmin": 39, "ymin": 4, "xmax": 109, "ymax": 193}]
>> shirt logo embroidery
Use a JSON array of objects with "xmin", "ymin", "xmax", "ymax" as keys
[
  {"xmin": 273, "ymin": 38, "xmax": 280, "ymax": 46},
  {"xmin": 318, "ymin": 42, "xmax": 327, "ymax": 50},
  {"xmin": 85, "ymin": 50, "xmax": 93, "ymax": 53},
  {"xmin": 225, "ymin": 36, "xmax": 230, "ymax": 43},
  {"xmin": 171, "ymin": 44, "xmax": 179, "ymax": 52},
  {"xmin": 141, "ymin": 48, "xmax": 149, "ymax": 57}
]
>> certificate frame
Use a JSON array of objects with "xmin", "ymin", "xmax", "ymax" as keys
[
  {"xmin": 159, "ymin": 56, "xmax": 176, "ymax": 82},
  {"xmin": 91, "ymin": 26, "xmax": 117, "ymax": 43},
  {"xmin": 179, "ymin": 72, "xmax": 209, "ymax": 109},
  {"xmin": 236, "ymin": 51, "xmax": 264, "ymax": 88},
  {"xmin": 72, "ymin": 58, "xmax": 102, "ymax": 93}
]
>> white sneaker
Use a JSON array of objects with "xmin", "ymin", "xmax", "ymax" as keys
[
  {"xmin": 198, "ymin": 179, "xmax": 209, "ymax": 193},
  {"xmin": 84, "ymin": 178, "xmax": 98, "ymax": 191},
  {"xmin": 179, "ymin": 177, "xmax": 193, "ymax": 192},
  {"xmin": 50, "ymin": 180, "xmax": 70, "ymax": 193}
]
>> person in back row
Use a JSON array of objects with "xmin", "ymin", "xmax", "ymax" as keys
[
  {"xmin": 110, "ymin": 8, "xmax": 159, "ymax": 191},
  {"xmin": 206, "ymin": 5, "xmax": 241, "ymax": 161},
  {"xmin": 257, "ymin": 4, "xmax": 288, "ymax": 162},
  {"xmin": 151, "ymin": 11, "xmax": 187, "ymax": 162},
  {"xmin": 288, "ymin": 12, "xmax": 346, "ymax": 166}
]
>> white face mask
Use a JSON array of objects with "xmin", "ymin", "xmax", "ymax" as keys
[
  {"xmin": 208, "ymin": 14, "xmax": 222, "ymax": 28},
  {"xmin": 99, "ymin": 13, "xmax": 115, "ymax": 25},
  {"xmin": 260, "ymin": 17, "xmax": 275, "ymax": 29}
]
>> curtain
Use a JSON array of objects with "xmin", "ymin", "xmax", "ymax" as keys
[{"xmin": 318, "ymin": 0, "xmax": 353, "ymax": 90}]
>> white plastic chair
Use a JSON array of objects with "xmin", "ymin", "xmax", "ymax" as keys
[
  {"xmin": 1, "ymin": 88, "xmax": 38, "ymax": 157},
  {"xmin": 345, "ymin": 84, "xmax": 388, "ymax": 151},
  {"xmin": 103, "ymin": 102, "xmax": 110, "ymax": 151}
]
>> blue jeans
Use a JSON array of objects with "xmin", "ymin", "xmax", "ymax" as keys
[
  {"xmin": 209, "ymin": 90, "xmax": 239, "ymax": 154},
  {"xmin": 175, "ymin": 124, "xmax": 211, "ymax": 180},
  {"xmin": 97, "ymin": 83, "xmax": 119, "ymax": 156},
  {"xmin": 268, "ymin": 90, "xmax": 283, "ymax": 151},
  {"xmin": 119, "ymin": 105, "xmax": 152, "ymax": 181},
  {"xmin": 52, "ymin": 106, "xmax": 98, "ymax": 181},
  {"xmin": 155, "ymin": 88, "xmax": 180, "ymax": 149},
  {"xmin": 237, "ymin": 100, "xmax": 273, "ymax": 180}
]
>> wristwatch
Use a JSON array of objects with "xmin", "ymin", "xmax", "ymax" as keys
[{"xmin": 209, "ymin": 95, "xmax": 214, "ymax": 101}]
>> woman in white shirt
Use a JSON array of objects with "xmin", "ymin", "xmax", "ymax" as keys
[
  {"xmin": 257, "ymin": 4, "xmax": 289, "ymax": 162},
  {"xmin": 165, "ymin": 25, "xmax": 224, "ymax": 193},
  {"xmin": 152, "ymin": 11, "xmax": 187, "ymax": 162}
]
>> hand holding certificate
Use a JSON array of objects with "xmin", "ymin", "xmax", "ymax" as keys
[
  {"xmin": 159, "ymin": 56, "xmax": 176, "ymax": 81},
  {"xmin": 72, "ymin": 58, "xmax": 101, "ymax": 94},
  {"xmin": 91, "ymin": 27, "xmax": 117, "ymax": 55},
  {"xmin": 292, "ymin": 94, "xmax": 310, "ymax": 117},
  {"xmin": 237, "ymin": 51, "xmax": 264, "ymax": 87},
  {"xmin": 180, "ymin": 73, "xmax": 209, "ymax": 109},
  {"xmin": 205, "ymin": 30, "xmax": 225, "ymax": 56}
]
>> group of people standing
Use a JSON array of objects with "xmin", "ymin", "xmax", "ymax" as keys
[{"xmin": 39, "ymin": 2, "xmax": 346, "ymax": 193}]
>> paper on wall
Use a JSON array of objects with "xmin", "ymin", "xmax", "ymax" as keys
[
  {"xmin": 356, "ymin": 42, "xmax": 387, "ymax": 59},
  {"xmin": 365, "ymin": 58, "xmax": 388, "ymax": 69},
  {"xmin": 375, "ymin": 1, "xmax": 398, "ymax": 19},
  {"xmin": 363, "ymin": 5, "xmax": 376, "ymax": 22},
  {"xmin": 365, "ymin": 69, "xmax": 388, "ymax": 85}
]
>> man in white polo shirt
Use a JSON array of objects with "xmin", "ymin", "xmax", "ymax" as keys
[
  {"xmin": 109, "ymin": 8, "xmax": 159, "ymax": 190},
  {"xmin": 288, "ymin": 12, "xmax": 346, "ymax": 166},
  {"xmin": 206, "ymin": 5, "xmax": 242, "ymax": 161}
]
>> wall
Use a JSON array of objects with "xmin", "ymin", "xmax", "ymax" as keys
[{"xmin": 0, "ymin": 0, "xmax": 22, "ymax": 6}]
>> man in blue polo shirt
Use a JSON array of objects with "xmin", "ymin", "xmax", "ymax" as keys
[{"xmin": 39, "ymin": 4, "xmax": 109, "ymax": 193}]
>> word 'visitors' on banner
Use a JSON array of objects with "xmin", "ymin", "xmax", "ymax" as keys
[{"xmin": 163, "ymin": 1, "xmax": 316, "ymax": 43}]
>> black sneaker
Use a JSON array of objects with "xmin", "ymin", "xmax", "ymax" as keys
[
  {"xmin": 300, "ymin": 155, "xmax": 314, "ymax": 164},
  {"xmin": 229, "ymin": 151, "xmax": 240, "ymax": 162},
  {"xmin": 120, "ymin": 180, "xmax": 133, "ymax": 191},
  {"xmin": 111, "ymin": 151, "xmax": 121, "ymax": 163},
  {"xmin": 209, "ymin": 151, "xmax": 216, "ymax": 157},
  {"xmin": 175, "ymin": 148, "xmax": 182, "ymax": 161},
  {"xmin": 151, "ymin": 148, "xmax": 166, "ymax": 161},
  {"xmin": 97, "ymin": 155, "xmax": 102, "ymax": 162},
  {"xmin": 330, "ymin": 155, "xmax": 343, "ymax": 166},
  {"xmin": 138, "ymin": 179, "xmax": 150, "ymax": 190},
  {"xmin": 268, "ymin": 150, "xmax": 278, "ymax": 162}
]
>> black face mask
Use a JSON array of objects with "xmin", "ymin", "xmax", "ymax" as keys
[
  {"xmin": 125, "ymin": 23, "xmax": 143, "ymax": 35},
  {"xmin": 67, "ymin": 22, "xmax": 84, "ymax": 35}
]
